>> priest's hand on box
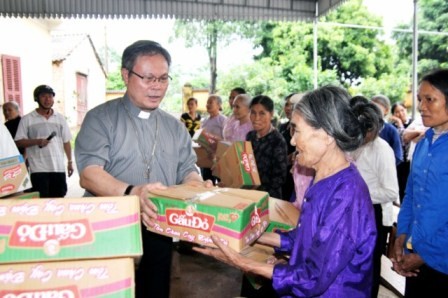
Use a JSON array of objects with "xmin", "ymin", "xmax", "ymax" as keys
[{"xmin": 132, "ymin": 183, "xmax": 168, "ymax": 229}]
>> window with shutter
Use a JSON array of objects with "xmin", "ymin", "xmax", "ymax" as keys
[{"xmin": 2, "ymin": 55, "xmax": 23, "ymax": 114}]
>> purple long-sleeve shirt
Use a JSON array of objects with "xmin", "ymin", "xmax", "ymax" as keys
[{"xmin": 273, "ymin": 163, "xmax": 376, "ymax": 297}]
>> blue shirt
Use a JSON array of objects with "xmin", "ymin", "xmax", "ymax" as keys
[
  {"xmin": 272, "ymin": 163, "xmax": 376, "ymax": 297},
  {"xmin": 397, "ymin": 129, "xmax": 448, "ymax": 274},
  {"xmin": 379, "ymin": 122, "xmax": 403, "ymax": 165}
]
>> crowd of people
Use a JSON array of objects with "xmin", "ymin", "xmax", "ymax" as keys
[{"xmin": 2, "ymin": 39, "xmax": 447, "ymax": 298}]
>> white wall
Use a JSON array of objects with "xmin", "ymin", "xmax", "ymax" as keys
[
  {"xmin": 0, "ymin": 18, "xmax": 106, "ymax": 127},
  {"xmin": 0, "ymin": 18, "xmax": 55, "ymax": 118},
  {"xmin": 55, "ymin": 37, "xmax": 106, "ymax": 127}
]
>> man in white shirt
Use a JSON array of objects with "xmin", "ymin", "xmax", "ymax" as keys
[{"xmin": 15, "ymin": 85, "xmax": 73, "ymax": 198}]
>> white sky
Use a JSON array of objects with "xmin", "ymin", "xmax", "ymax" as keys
[
  {"xmin": 56, "ymin": 0, "xmax": 414, "ymax": 76},
  {"xmin": 364, "ymin": 0, "xmax": 414, "ymax": 29}
]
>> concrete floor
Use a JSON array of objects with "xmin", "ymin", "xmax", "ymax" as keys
[{"xmin": 170, "ymin": 248, "xmax": 243, "ymax": 298}]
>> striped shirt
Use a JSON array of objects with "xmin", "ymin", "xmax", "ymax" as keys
[{"xmin": 15, "ymin": 110, "xmax": 71, "ymax": 173}]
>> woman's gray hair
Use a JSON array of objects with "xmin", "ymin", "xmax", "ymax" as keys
[
  {"xmin": 121, "ymin": 40, "xmax": 171, "ymax": 71},
  {"xmin": 2, "ymin": 101, "xmax": 19, "ymax": 111},
  {"xmin": 234, "ymin": 94, "xmax": 251, "ymax": 107},
  {"xmin": 208, "ymin": 94, "xmax": 223, "ymax": 111},
  {"xmin": 209, "ymin": 94, "xmax": 222, "ymax": 106},
  {"xmin": 294, "ymin": 85, "xmax": 365, "ymax": 152}
]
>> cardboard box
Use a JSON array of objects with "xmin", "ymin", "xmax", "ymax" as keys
[
  {"xmin": 0, "ymin": 196, "xmax": 142, "ymax": 264},
  {"xmin": 240, "ymin": 243, "xmax": 275, "ymax": 263},
  {"xmin": 240, "ymin": 198, "xmax": 299, "ymax": 289},
  {"xmin": 192, "ymin": 128, "xmax": 220, "ymax": 153},
  {"xmin": 0, "ymin": 155, "xmax": 32, "ymax": 198},
  {"xmin": 147, "ymin": 185, "xmax": 269, "ymax": 252},
  {"xmin": 193, "ymin": 145, "xmax": 214, "ymax": 168},
  {"xmin": 211, "ymin": 141, "xmax": 232, "ymax": 177},
  {"xmin": 214, "ymin": 141, "xmax": 261, "ymax": 189},
  {"xmin": 2, "ymin": 191, "xmax": 40, "ymax": 199},
  {"xmin": 0, "ymin": 258, "xmax": 135, "ymax": 297},
  {"xmin": 266, "ymin": 197, "xmax": 300, "ymax": 232},
  {"xmin": 215, "ymin": 141, "xmax": 232, "ymax": 160},
  {"xmin": 240, "ymin": 198, "xmax": 299, "ymax": 261}
]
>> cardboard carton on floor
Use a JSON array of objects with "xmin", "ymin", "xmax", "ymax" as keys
[
  {"xmin": 192, "ymin": 128, "xmax": 221, "ymax": 153},
  {"xmin": 0, "ymin": 196, "xmax": 142, "ymax": 264},
  {"xmin": 0, "ymin": 258, "xmax": 135, "ymax": 297},
  {"xmin": 214, "ymin": 141, "xmax": 261, "ymax": 189},
  {"xmin": 0, "ymin": 155, "xmax": 32, "ymax": 198},
  {"xmin": 147, "ymin": 185, "xmax": 269, "ymax": 252}
]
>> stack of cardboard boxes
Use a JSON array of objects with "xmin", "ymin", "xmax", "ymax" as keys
[{"xmin": 0, "ymin": 155, "xmax": 143, "ymax": 297}]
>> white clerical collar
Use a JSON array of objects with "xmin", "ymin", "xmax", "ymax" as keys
[{"xmin": 138, "ymin": 111, "xmax": 151, "ymax": 119}]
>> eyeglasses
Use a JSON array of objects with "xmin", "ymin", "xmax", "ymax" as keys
[{"xmin": 129, "ymin": 69, "xmax": 172, "ymax": 85}]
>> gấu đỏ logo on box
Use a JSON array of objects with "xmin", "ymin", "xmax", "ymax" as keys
[
  {"xmin": 0, "ymin": 285, "xmax": 80, "ymax": 298},
  {"xmin": 9, "ymin": 219, "xmax": 94, "ymax": 255},
  {"xmin": 166, "ymin": 208, "xmax": 215, "ymax": 233}
]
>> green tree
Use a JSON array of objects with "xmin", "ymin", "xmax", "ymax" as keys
[
  {"xmin": 255, "ymin": 0, "xmax": 394, "ymax": 86},
  {"xmin": 173, "ymin": 20, "xmax": 258, "ymax": 93},
  {"xmin": 393, "ymin": 0, "xmax": 448, "ymax": 76},
  {"xmin": 106, "ymin": 69, "xmax": 125, "ymax": 90},
  {"xmin": 350, "ymin": 73, "xmax": 410, "ymax": 104}
]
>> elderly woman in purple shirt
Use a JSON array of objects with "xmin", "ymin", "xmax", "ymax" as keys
[{"xmin": 195, "ymin": 85, "xmax": 377, "ymax": 297}]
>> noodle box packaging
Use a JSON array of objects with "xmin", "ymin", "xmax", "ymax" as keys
[
  {"xmin": 214, "ymin": 141, "xmax": 261, "ymax": 189},
  {"xmin": 147, "ymin": 185, "xmax": 269, "ymax": 252},
  {"xmin": 0, "ymin": 196, "xmax": 142, "ymax": 264},
  {"xmin": 240, "ymin": 198, "xmax": 299, "ymax": 262},
  {"xmin": 266, "ymin": 197, "xmax": 300, "ymax": 233},
  {"xmin": 0, "ymin": 155, "xmax": 32, "ymax": 198},
  {"xmin": 2, "ymin": 191, "xmax": 40, "ymax": 199},
  {"xmin": 0, "ymin": 258, "xmax": 135, "ymax": 297},
  {"xmin": 215, "ymin": 141, "xmax": 232, "ymax": 160},
  {"xmin": 192, "ymin": 128, "xmax": 220, "ymax": 153},
  {"xmin": 240, "ymin": 198, "xmax": 300, "ymax": 289}
]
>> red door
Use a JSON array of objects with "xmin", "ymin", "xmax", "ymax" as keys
[{"xmin": 2, "ymin": 55, "xmax": 23, "ymax": 114}]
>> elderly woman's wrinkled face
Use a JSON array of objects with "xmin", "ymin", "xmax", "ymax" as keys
[
  {"xmin": 232, "ymin": 97, "xmax": 250, "ymax": 120},
  {"xmin": 206, "ymin": 97, "xmax": 220, "ymax": 115},
  {"xmin": 250, "ymin": 103, "xmax": 272, "ymax": 134},
  {"xmin": 290, "ymin": 111, "xmax": 329, "ymax": 169}
]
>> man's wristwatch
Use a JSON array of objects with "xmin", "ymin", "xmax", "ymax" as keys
[{"xmin": 124, "ymin": 185, "xmax": 134, "ymax": 195}]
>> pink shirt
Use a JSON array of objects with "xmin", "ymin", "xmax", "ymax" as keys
[
  {"xmin": 222, "ymin": 116, "xmax": 253, "ymax": 142},
  {"xmin": 292, "ymin": 160, "xmax": 314, "ymax": 210}
]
